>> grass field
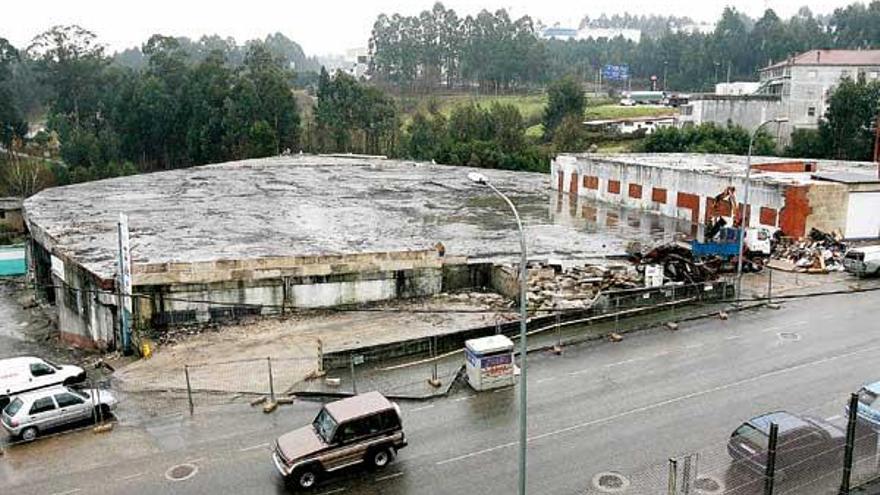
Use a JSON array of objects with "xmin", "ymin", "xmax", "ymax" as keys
[
  {"xmin": 584, "ymin": 104, "xmax": 678, "ymax": 120},
  {"xmin": 396, "ymin": 93, "xmax": 548, "ymax": 125}
]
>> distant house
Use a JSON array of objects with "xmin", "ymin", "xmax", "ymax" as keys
[
  {"xmin": 678, "ymin": 49, "xmax": 880, "ymax": 145},
  {"xmin": 0, "ymin": 198, "xmax": 24, "ymax": 233},
  {"xmin": 584, "ymin": 116, "xmax": 676, "ymax": 135}
]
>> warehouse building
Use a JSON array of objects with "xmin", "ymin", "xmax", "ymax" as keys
[
  {"xmin": 552, "ymin": 153, "xmax": 880, "ymax": 240},
  {"xmin": 25, "ymin": 155, "xmax": 663, "ymax": 350}
]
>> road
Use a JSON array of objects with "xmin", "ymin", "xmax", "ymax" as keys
[{"xmin": 4, "ymin": 289, "xmax": 880, "ymax": 494}]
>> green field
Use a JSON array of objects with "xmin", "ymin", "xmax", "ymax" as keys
[
  {"xmin": 396, "ymin": 93, "xmax": 548, "ymax": 125},
  {"xmin": 584, "ymin": 104, "xmax": 678, "ymax": 120}
]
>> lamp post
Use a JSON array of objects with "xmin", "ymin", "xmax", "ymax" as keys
[
  {"xmin": 735, "ymin": 117, "xmax": 789, "ymax": 304},
  {"xmin": 468, "ymin": 171, "xmax": 528, "ymax": 495}
]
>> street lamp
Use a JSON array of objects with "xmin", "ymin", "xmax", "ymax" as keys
[
  {"xmin": 467, "ymin": 171, "xmax": 528, "ymax": 495},
  {"xmin": 735, "ymin": 117, "xmax": 789, "ymax": 304}
]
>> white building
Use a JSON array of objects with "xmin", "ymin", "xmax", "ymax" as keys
[
  {"xmin": 715, "ymin": 82, "xmax": 760, "ymax": 96},
  {"xmin": 678, "ymin": 49, "xmax": 880, "ymax": 145},
  {"xmin": 584, "ymin": 116, "xmax": 675, "ymax": 135},
  {"xmin": 577, "ymin": 27, "xmax": 641, "ymax": 43}
]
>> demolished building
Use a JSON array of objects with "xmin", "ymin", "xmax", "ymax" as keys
[
  {"xmin": 25, "ymin": 155, "xmax": 674, "ymax": 350},
  {"xmin": 552, "ymin": 153, "xmax": 880, "ymax": 240}
]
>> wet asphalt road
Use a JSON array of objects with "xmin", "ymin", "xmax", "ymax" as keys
[{"xmin": 5, "ymin": 289, "xmax": 880, "ymax": 495}]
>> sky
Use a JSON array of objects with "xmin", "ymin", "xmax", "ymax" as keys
[{"xmin": 0, "ymin": 0, "xmax": 861, "ymax": 57}]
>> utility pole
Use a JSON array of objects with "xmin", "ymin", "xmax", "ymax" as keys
[
  {"xmin": 874, "ymin": 110, "xmax": 880, "ymax": 179},
  {"xmin": 117, "ymin": 213, "xmax": 133, "ymax": 355}
]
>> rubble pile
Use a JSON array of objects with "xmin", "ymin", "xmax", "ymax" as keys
[
  {"xmin": 632, "ymin": 243, "xmax": 718, "ymax": 283},
  {"xmin": 772, "ymin": 228, "xmax": 847, "ymax": 273},
  {"xmin": 526, "ymin": 263, "xmax": 640, "ymax": 312}
]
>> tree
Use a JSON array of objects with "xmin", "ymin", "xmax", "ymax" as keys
[
  {"xmin": 543, "ymin": 76, "xmax": 585, "ymax": 141},
  {"xmin": 0, "ymin": 38, "xmax": 26, "ymax": 155},
  {"xmin": 818, "ymin": 77, "xmax": 880, "ymax": 160},
  {"xmin": 641, "ymin": 123, "xmax": 776, "ymax": 155}
]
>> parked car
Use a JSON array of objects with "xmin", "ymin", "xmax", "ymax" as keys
[
  {"xmin": 728, "ymin": 411, "xmax": 845, "ymax": 482},
  {"xmin": 272, "ymin": 391, "xmax": 407, "ymax": 491},
  {"xmin": 843, "ymin": 246, "xmax": 880, "ymax": 277},
  {"xmin": 1, "ymin": 385, "xmax": 117, "ymax": 441},
  {"xmin": 0, "ymin": 356, "xmax": 86, "ymax": 409},
  {"xmin": 847, "ymin": 381, "xmax": 880, "ymax": 429}
]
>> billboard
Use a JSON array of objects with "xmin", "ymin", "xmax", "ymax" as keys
[{"xmin": 602, "ymin": 64, "xmax": 630, "ymax": 81}]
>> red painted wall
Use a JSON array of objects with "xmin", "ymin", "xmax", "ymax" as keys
[
  {"xmin": 779, "ymin": 185, "xmax": 811, "ymax": 238},
  {"xmin": 677, "ymin": 192, "xmax": 700, "ymax": 224},
  {"xmin": 608, "ymin": 180, "xmax": 621, "ymax": 194},
  {"xmin": 652, "ymin": 187, "xmax": 667, "ymax": 204},
  {"xmin": 628, "ymin": 183, "xmax": 643, "ymax": 199},
  {"xmin": 569, "ymin": 172, "xmax": 579, "ymax": 196}
]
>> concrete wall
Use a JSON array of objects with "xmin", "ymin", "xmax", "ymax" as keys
[
  {"xmin": 551, "ymin": 155, "xmax": 787, "ymax": 236},
  {"xmin": 678, "ymin": 95, "xmax": 789, "ymax": 143},
  {"xmin": 786, "ymin": 65, "xmax": 880, "ymax": 130},
  {"xmin": 51, "ymin": 258, "xmax": 116, "ymax": 350},
  {"xmin": 845, "ymin": 192, "xmax": 880, "ymax": 238},
  {"xmin": 804, "ymin": 183, "xmax": 849, "ymax": 236}
]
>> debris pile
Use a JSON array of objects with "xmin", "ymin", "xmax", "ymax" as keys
[
  {"xmin": 772, "ymin": 228, "xmax": 847, "ymax": 273},
  {"xmin": 632, "ymin": 243, "xmax": 718, "ymax": 283},
  {"xmin": 526, "ymin": 263, "xmax": 640, "ymax": 312}
]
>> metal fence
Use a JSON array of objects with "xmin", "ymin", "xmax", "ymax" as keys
[{"xmin": 582, "ymin": 394, "xmax": 880, "ymax": 495}]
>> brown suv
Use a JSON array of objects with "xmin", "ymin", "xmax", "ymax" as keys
[{"xmin": 273, "ymin": 391, "xmax": 407, "ymax": 490}]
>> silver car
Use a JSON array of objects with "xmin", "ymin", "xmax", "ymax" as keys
[{"xmin": 1, "ymin": 385, "xmax": 117, "ymax": 441}]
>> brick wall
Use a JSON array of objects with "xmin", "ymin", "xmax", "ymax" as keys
[
  {"xmin": 759, "ymin": 207, "xmax": 778, "ymax": 227},
  {"xmin": 608, "ymin": 180, "xmax": 621, "ymax": 194},
  {"xmin": 779, "ymin": 185, "xmax": 811, "ymax": 238},
  {"xmin": 651, "ymin": 187, "xmax": 667, "ymax": 204},
  {"xmin": 628, "ymin": 183, "xmax": 643, "ymax": 199},
  {"xmin": 583, "ymin": 175, "xmax": 599, "ymax": 190},
  {"xmin": 677, "ymin": 192, "xmax": 700, "ymax": 223},
  {"xmin": 569, "ymin": 172, "xmax": 579, "ymax": 196}
]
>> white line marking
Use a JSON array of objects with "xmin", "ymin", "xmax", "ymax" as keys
[
  {"xmin": 50, "ymin": 490, "xmax": 81, "ymax": 495},
  {"xmin": 761, "ymin": 326, "xmax": 783, "ymax": 333},
  {"xmin": 536, "ymin": 376, "xmax": 557, "ymax": 383},
  {"xmin": 453, "ymin": 396, "xmax": 475, "ymax": 402},
  {"xmin": 410, "ymin": 404, "xmax": 435, "ymax": 412},
  {"xmin": 436, "ymin": 342, "xmax": 880, "ymax": 466},
  {"xmin": 376, "ymin": 472, "xmax": 404, "ymax": 482},
  {"xmin": 317, "ymin": 488, "xmax": 347, "ymax": 495},
  {"xmin": 118, "ymin": 472, "xmax": 144, "ymax": 481},
  {"xmin": 239, "ymin": 442, "xmax": 269, "ymax": 452},
  {"xmin": 724, "ymin": 335, "xmax": 742, "ymax": 340},
  {"xmin": 604, "ymin": 357, "xmax": 645, "ymax": 368},
  {"xmin": 654, "ymin": 351, "xmax": 671, "ymax": 358},
  {"xmin": 684, "ymin": 344, "xmax": 704, "ymax": 349},
  {"xmin": 825, "ymin": 415, "xmax": 842, "ymax": 422},
  {"xmin": 185, "ymin": 457, "xmax": 205, "ymax": 464},
  {"xmin": 568, "ymin": 369, "xmax": 590, "ymax": 376},
  {"xmin": 493, "ymin": 388, "xmax": 508, "ymax": 393}
]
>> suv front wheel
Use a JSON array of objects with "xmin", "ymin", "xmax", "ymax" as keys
[
  {"xmin": 290, "ymin": 465, "xmax": 320, "ymax": 491},
  {"xmin": 368, "ymin": 447, "xmax": 394, "ymax": 469}
]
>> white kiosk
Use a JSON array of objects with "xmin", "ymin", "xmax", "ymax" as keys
[{"xmin": 465, "ymin": 335, "xmax": 516, "ymax": 391}]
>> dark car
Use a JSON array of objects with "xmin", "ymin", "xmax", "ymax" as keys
[
  {"xmin": 272, "ymin": 391, "xmax": 407, "ymax": 491},
  {"xmin": 728, "ymin": 411, "xmax": 845, "ymax": 481}
]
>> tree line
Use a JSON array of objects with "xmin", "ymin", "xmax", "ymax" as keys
[{"xmin": 369, "ymin": 2, "xmax": 880, "ymax": 92}]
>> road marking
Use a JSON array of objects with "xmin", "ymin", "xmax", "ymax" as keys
[
  {"xmin": 724, "ymin": 335, "xmax": 742, "ymax": 340},
  {"xmin": 654, "ymin": 351, "xmax": 671, "ymax": 358},
  {"xmin": 684, "ymin": 344, "xmax": 704, "ymax": 350},
  {"xmin": 185, "ymin": 457, "xmax": 205, "ymax": 464},
  {"xmin": 317, "ymin": 488, "xmax": 347, "ymax": 495},
  {"xmin": 376, "ymin": 472, "xmax": 404, "ymax": 482},
  {"xmin": 118, "ymin": 472, "xmax": 144, "ymax": 481},
  {"xmin": 493, "ymin": 388, "xmax": 509, "ymax": 393},
  {"xmin": 50, "ymin": 490, "xmax": 81, "ymax": 495},
  {"xmin": 568, "ymin": 369, "xmax": 591, "ymax": 376},
  {"xmin": 437, "ymin": 342, "xmax": 880, "ymax": 466},
  {"xmin": 453, "ymin": 396, "xmax": 475, "ymax": 402},
  {"xmin": 825, "ymin": 415, "xmax": 843, "ymax": 422},
  {"xmin": 410, "ymin": 404, "xmax": 435, "ymax": 412},
  {"xmin": 239, "ymin": 442, "xmax": 269, "ymax": 452},
  {"xmin": 604, "ymin": 357, "xmax": 645, "ymax": 368},
  {"xmin": 536, "ymin": 376, "xmax": 557, "ymax": 383}
]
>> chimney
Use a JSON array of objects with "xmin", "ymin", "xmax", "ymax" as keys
[{"xmin": 816, "ymin": 51, "xmax": 821, "ymax": 63}]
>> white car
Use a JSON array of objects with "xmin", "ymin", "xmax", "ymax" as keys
[
  {"xmin": 1, "ymin": 385, "xmax": 117, "ymax": 441},
  {"xmin": 0, "ymin": 357, "xmax": 86, "ymax": 409}
]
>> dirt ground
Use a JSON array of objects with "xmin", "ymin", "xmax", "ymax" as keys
[{"xmin": 114, "ymin": 293, "xmax": 515, "ymax": 395}]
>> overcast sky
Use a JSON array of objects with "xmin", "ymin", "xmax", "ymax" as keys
[{"xmin": 0, "ymin": 0, "xmax": 860, "ymax": 56}]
